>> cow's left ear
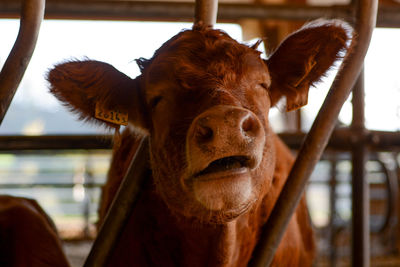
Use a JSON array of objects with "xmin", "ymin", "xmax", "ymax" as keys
[{"xmin": 265, "ymin": 20, "xmax": 352, "ymax": 111}]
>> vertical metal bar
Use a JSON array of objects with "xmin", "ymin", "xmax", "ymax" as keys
[
  {"xmin": 84, "ymin": 137, "xmax": 150, "ymax": 267},
  {"xmin": 0, "ymin": 0, "xmax": 45, "ymax": 125},
  {"xmin": 329, "ymin": 155, "xmax": 338, "ymax": 267},
  {"xmin": 194, "ymin": 0, "xmax": 218, "ymax": 28},
  {"xmin": 249, "ymin": 1, "xmax": 377, "ymax": 266},
  {"xmin": 296, "ymin": 110, "xmax": 302, "ymax": 132},
  {"xmin": 351, "ymin": 70, "xmax": 370, "ymax": 267},
  {"xmin": 83, "ymin": 157, "xmax": 95, "ymax": 238}
]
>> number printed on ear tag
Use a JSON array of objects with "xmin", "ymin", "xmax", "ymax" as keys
[{"xmin": 95, "ymin": 103, "xmax": 129, "ymax": 126}]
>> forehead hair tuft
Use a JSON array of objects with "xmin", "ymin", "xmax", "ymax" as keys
[{"xmin": 136, "ymin": 28, "xmax": 263, "ymax": 88}]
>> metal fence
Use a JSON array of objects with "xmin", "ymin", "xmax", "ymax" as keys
[{"xmin": 0, "ymin": 149, "xmax": 111, "ymax": 239}]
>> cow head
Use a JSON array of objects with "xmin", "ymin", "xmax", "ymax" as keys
[{"xmin": 48, "ymin": 20, "xmax": 350, "ymax": 224}]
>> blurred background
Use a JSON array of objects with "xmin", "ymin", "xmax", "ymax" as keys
[{"xmin": 1, "ymin": 0, "xmax": 400, "ymax": 266}]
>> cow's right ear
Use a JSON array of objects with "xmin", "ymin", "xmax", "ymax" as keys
[{"xmin": 47, "ymin": 60, "xmax": 148, "ymax": 131}]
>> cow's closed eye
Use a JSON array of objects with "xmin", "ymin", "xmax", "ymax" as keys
[
  {"xmin": 149, "ymin": 96, "xmax": 163, "ymax": 109},
  {"xmin": 259, "ymin": 83, "xmax": 269, "ymax": 90},
  {"xmin": 253, "ymin": 83, "xmax": 269, "ymax": 93}
]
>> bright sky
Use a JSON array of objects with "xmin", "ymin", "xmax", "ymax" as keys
[
  {"xmin": 0, "ymin": 20, "xmax": 240, "ymax": 112},
  {"xmin": 0, "ymin": 19, "xmax": 399, "ymax": 133},
  {"xmin": 289, "ymin": 27, "xmax": 400, "ymax": 131}
]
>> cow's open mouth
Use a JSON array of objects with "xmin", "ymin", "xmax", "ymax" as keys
[{"xmin": 194, "ymin": 156, "xmax": 251, "ymax": 178}]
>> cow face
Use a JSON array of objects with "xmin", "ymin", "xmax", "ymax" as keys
[
  {"xmin": 48, "ymin": 20, "xmax": 350, "ymax": 224},
  {"xmin": 139, "ymin": 31, "xmax": 276, "ymax": 223}
]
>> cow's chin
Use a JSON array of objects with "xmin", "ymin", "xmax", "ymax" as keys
[
  {"xmin": 151, "ymin": 157, "xmax": 264, "ymax": 224},
  {"xmin": 182, "ymin": 169, "xmax": 257, "ymax": 224},
  {"xmin": 192, "ymin": 171, "xmax": 253, "ymax": 210}
]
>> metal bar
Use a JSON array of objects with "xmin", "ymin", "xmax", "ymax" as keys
[
  {"xmin": 218, "ymin": 3, "xmax": 352, "ymax": 23},
  {"xmin": 1, "ymin": 130, "xmax": 399, "ymax": 151},
  {"xmin": 351, "ymin": 69, "xmax": 369, "ymax": 266},
  {"xmin": 194, "ymin": 0, "xmax": 218, "ymax": 28},
  {"xmin": 0, "ymin": 1, "xmax": 349, "ymax": 22},
  {"xmin": 351, "ymin": 69, "xmax": 366, "ymax": 137},
  {"xmin": 279, "ymin": 130, "xmax": 400, "ymax": 151},
  {"xmin": 0, "ymin": 0, "xmax": 45, "ymax": 124},
  {"xmin": 1, "ymin": 1, "xmax": 397, "ymax": 27},
  {"xmin": 83, "ymin": 136, "xmax": 149, "ymax": 267},
  {"xmin": 351, "ymin": 143, "xmax": 369, "ymax": 265},
  {"xmin": 328, "ymin": 154, "xmax": 338, "ymax": 267},
  {"xmin": 0, "ymin": 2, "xmax": 359, "ymax": 23},
  {"xmin": 248, "ymin": 1, "xmax": 378, "ymax": 266},
  {"xmin": 0, "ymin": 135, "xmax": 113, "ymax": 151},
  {"xmin": 0, "ymin": 183, "xmax": 103, "ymax": 189}
]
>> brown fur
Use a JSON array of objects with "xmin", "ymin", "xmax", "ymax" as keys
[
  {"xmin": 48, "ymin": 21, "xmax": 351, "ymax": 266},
  {"xmin": 0, "ymin": 195, "xmax": 70, "ymax": 267}
]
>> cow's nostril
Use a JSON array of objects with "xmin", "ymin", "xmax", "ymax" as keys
[
  {"xmin": 196, "ymin": 125, "xmax": 213, "ymax": 143},
  {"xmin": 241, "ymin": 115, "xmax": 258, "ymax": 136}
]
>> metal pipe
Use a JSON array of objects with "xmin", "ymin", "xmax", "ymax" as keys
[
  {"xmin": 0, "ymin": 135, "xmax": 113, "ymax": 151},
  {"xmin": 1, "ymin": 130, "xmax": 399, "ymax": 151},
  {"xmin": 1, "ymin": 1, "xmax": 399, "ymax": 27},
  {"xmin": 83, "ymin": 136, "xmax": 150, "ymax": 267},
  {"xmin": 328, "ymin": 154, "xmax": 339, "ymax": 267},
  {"xmin": 351, "ymin": 143, "xmax": 369, "ymax": 266},
  {"xmin": 194, "ymin": 0, "xmax": 218, "ymax": 28},
  {"xmin": 2, "ymin": 2, "xmax": 397, "ymax": 27},
  {"xmin": 0, "ymin": 0, "xmax": 45, "ymax": 125},
  {"xmin": 351, "ymin": 69, "xmax": 369, "ymax": 266},
  {"xmin": 0, "ymin": 2, "xmax": 371, "ymax": 24},
  {"xmin": 248, "ymin": 1, "xmax": 378, "ymax": 266},
  {"xmin": 2, "ymin": 2, "xmax": 350, "ymax": 22}
]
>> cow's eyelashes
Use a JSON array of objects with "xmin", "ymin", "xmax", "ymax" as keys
[
  {"xmin": 149, "ymin": 96, "xmax": 163, "ymax": 109},
  {"xmin": 254, "ymin": 83, "xmax": 269, "ymax": 92}
]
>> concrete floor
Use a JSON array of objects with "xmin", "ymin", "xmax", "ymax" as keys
[{"xmin": 64, "ymin": 240, "xmax": 93, "ymax": 267}]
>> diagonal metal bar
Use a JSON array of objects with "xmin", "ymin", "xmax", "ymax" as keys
[
  {"xmin": 248, "ymin": 0, "xmax": 378, "ymax": 266},
  {"xmin": 84, "ymin": 136, "xmax": 150, "ymax": 267},
  {"xmin": 83, "ymin": 1, "xmax": 220, "ymax": 265},
  {"xmin": 0, "ymin": 0, "xmax": 45, "ymax": 125}
]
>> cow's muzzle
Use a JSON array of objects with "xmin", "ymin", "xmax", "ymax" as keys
[{"xmin": 186, "ymin": 105, "xmax": 266, "ymax": 180}]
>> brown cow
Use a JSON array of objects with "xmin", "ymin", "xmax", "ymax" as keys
[
  {"xmin": 48, "ymin": 20, "xmax": 351, "ymax": 266},
  {"xmin": 0, "ymin": 195, "xmax": 70, "ymax": 267}
]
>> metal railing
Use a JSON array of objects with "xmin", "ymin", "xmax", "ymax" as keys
[
  {"xmin": 0, "ymin": 150, "xmax": 111, "ymax": 239},
  {"xmin": 1, "ymin": 0, "xmax": 398, "ymax": 266}
]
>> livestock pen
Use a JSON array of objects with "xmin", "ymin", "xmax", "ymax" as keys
[{"xmin": 1, "ymin": 0, "xmax": 400, "ymax": 266}]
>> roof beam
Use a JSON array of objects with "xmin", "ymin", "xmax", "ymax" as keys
[{"xmin": 1, "ymin": 1, "xmax": 400, "ymax": 27}]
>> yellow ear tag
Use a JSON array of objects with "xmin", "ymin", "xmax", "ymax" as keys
[{"xmin": 95, "ymin": 103, "xmax": 128, "ymax": 126}]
